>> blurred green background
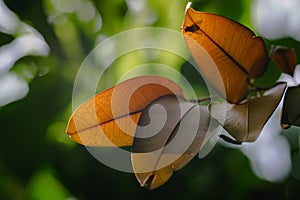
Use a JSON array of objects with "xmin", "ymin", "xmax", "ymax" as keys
[{"xmin": 1, "ymin": 0, "xmax": 300, "ymax": 199}]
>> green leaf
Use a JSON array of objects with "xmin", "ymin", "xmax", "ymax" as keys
[{"xmin": 28, "ymin": 169, "xmax": 73, "ymax": 200}]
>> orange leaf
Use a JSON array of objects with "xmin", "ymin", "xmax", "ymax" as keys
[
  {"xmin": 66, "ymin": 76, "xmax": 183, "ymax": 147},
  {"xmin": 270, "ymin": 45, "xmax": 297, "ymax": 76},
  {"xmin": 182, "ymin": 6, "xmax": 268, "ymax": 104}
]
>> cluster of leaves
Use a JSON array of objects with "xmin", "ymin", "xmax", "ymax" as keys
[{"xmin": 66, "ymin": 6, "xmax": 300, "ymax": 189}]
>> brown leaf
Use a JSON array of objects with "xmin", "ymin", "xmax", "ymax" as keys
[
  {"xmin": 281, "ymin": 85, "xmax": 300, "ymax": 128},
  {"xmin": 182, "ymin": 6, "xmax": 268, "ymax": 104},
  {"xmin": 270, "ymin": 45, "xmax": 297, "ymax": 76},
  {"xmin": 66, "ymin": 76, "xmax": 183, "ymax": 147},
  {"xmin": 131, "ymin": 95, "xmax": 218, "ymax": 189},
  {"xmin": 210, "ymin": 82, "xmax": 286, "ymax": 142}
]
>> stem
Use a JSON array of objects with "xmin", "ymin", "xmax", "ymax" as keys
[
  {"xmin": 196, "ymin": 96, "xmax": 212, "ymax": 103},
  {"xmin": 248, "ymin": 82, "xmax": 274, "ymax": 92},
  {"xmin": 189, "ymin": 95, "xmax": 220, "ymax": 103}
]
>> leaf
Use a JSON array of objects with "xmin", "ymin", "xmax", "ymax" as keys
[
  {"xmin": 210, "ymin": 82, "xmax": 286, "ymax": 142},
  {"xmin": 131, "ymin": 95, "xmax": 218, "ymax": 189},
  {"xmin": 270, "ymin": 45, "xmax": 297, "ymax": 76},
  {"xmin": 66, "ymin": 76, "xmax": 183, "ymax": 147},
  {"xmin": 281, "ymin": 85, "xmax": 300, "ymax": 128},
  {"xmin": 182, "ymin": 6, "xmax": 268, "ymax": 104},
  {"xmin": 198, "ymin": 125, "xmax": 221, "ymax": 158}
]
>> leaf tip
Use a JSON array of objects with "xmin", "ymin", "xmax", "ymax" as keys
[
  {"xmin": 141, "ymin": 174, "xmax": 156, "ymax": 190},
  {"xmin": 281, "ymin": 123, "xmax": 291, "ymax": 129},
  {"xmin": 65, "ymin": 116, "xmax": 77, "ymax": 135},
  {"xmin": 185, "ymin": 2, "xmax": 192, "ymax": 12}
]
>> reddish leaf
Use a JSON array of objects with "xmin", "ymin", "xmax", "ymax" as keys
[{"xmin": 270, "ymin": 45, "xmax": 297, "ymax": 76}]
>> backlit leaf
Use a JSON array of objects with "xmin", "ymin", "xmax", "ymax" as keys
[
  {"xmin": 131, "ymin": 95, "xmax": 218, "ymax": 189},
  {"xmin": 66, "ymin": 76, "xmax": 183, "ymax": 147},
  {"xmin": 182, "ymin": 6, "xmax": 268, "ymax": 103},
  {"xmin": 270, "ymin": 45, "xmax": 297, "ymax": 76},
  {"xmin": 210, "ymin": 82, "xmax": 286, "ymax": 142}
]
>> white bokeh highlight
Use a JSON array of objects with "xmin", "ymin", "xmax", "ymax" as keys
[
  {"xmin": 252, "ymin": 0, "xmax": 300, "ymax": 41},
  {"xmin": 219, "ymin": 66, "xmax": 300, "ymax": 182},
  {"xmin": 221, "ymin": 0, "xmax": 300, "ymax": 182},
  {"xmin": 243, "ymin": 64, "xmax": 300, "ymax": 181},
  {"xmin": 223, "ymin": 67, "xmax": 300, "ymax": 182},
  {"xmin": 219, "ymin": 99, "xmax": 292, "ymax": 182},
  {"xmin": 0, "ymin": 25, "xmax": 50, "ymax": 73},
  {"xmin": 0, "ymin": 0, "xmax": 49, "ymax": 106},
  {"xmin": 240, "ymin": 106, "xmax": 291, "ymax": 182},
  {"xmin": 0, "ymin": 0, "xmax": 19, "ymax": 34},
  {"xmin": 0, "ymin": 72, "xmax": 29, "ymax": 106}
]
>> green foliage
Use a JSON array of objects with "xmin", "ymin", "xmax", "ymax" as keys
[
  {"xmin": 1, "ymin": 0, "xmax": 300, "ymax": 199},
  {"xmin": 28, "ymin": 168, "xmax": 72, "ymax": 200}
]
